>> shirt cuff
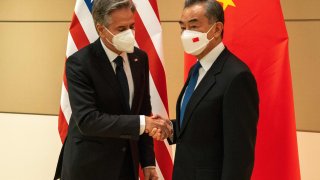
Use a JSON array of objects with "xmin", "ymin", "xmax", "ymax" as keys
[
  {"xmin": 143, "ymin": 166, "xmax": 156, "ymax": 169},
  {"xmin": 139, "ymin": 115, "xmax": 146, "ymax": 135}
]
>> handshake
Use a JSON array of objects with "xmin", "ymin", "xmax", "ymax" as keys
[{"xmin": 145, "ymin": 115, "xmax": 173, "ymax": 141}]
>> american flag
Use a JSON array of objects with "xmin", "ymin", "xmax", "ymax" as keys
[{"xmin": 58, "ymin": 0, "xmax": 173, "ymax": 179}]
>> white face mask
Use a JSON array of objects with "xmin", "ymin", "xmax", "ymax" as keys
[
  {"xmin": 105, "ymin": 27, "xmax": 135, "ymax": 53},
  {"xmin": 180, "ymin": 24, "xmax": 215, "ymax": 56}
]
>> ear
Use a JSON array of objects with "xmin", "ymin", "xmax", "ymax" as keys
[
  {"xmin": 96, "ymin": 23, "xmax": 105, "ymax": 38},
  {"xmin": 214, "ymin": 22, "xmax": 224, "ymax": 39}
]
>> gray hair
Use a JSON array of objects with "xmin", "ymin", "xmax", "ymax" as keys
[
  {"xmin": 92, "ymin": 0, "xmax": 136, "ymax": 27},
  {"xmin": 184, "ymin": 0, "xmax": 224, "ymax": 24}
]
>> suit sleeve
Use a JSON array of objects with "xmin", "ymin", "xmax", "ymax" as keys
[
  {"xmin": 66, "ymin": 56, "xmax": 140, "ymax": 140},
  {"xmin": 221, "ymin": 71, "xmax": 259, "ymax": 180},
  {"xmin": 137, "ymin": 52, "xmax": 156, "ymax": 167},
  {"xmin": 167, "ymin": 119, "xmax": 177, "ymax": 145}
]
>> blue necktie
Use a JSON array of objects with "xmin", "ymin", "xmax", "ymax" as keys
[
  {"xmin": 114, "ymin": 56, "xmax": 130, "ymax": 111},
  {"xmin": 180, "ymin": 61, "xmax": 201, "ymax": 127}
]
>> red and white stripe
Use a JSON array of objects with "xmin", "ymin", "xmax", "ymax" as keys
[{"xmin": 58, "ymin": 0, "xmax": 173, "ymax": 179}]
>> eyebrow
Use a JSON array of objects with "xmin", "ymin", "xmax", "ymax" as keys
[
  {"xmin": 179, "ymin": 18, "xmax": 199, "ymax": 25},
  {"xmin": 117, "ymin": 25, "xmax": 127, "ymax": 29},
  {"xmin": 116, "ymin": 23, "xmax": 134, "ymax": 29}
]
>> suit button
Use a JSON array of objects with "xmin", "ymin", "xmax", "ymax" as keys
[
  {"xmin": 177, "ymin": 139, "xmax": 181, "ymax": 144},
  {"xmin": 121, "ymin": 147, "xmax": 126, "ymax": 152}
]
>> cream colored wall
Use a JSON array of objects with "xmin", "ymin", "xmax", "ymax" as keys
[
  {"xmin": 0, "ymin": 0, "xmax": 319, "ymax": 131},
  {"xmin": 0, "ymin": 113, "xmax": 61, "ymax": 179},
  {"xmin": 297, "ymin": 131, "xmax": 320, "ymax": 180},
  {"xmin": 0, "ymin": 113, "xmax": 319, "ymax": 180}
]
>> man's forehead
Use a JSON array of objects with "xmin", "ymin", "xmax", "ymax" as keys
[
  {"xmin": 110, "ymin": 8, "xmax": 133, "ymax": 19},
  {"xmin": 108, "ymin": 8, "xmax": 135, "ymax": 25},
  {"xmin": 180, "ymin": 4, "xmax": 206, "ymax": 23}
]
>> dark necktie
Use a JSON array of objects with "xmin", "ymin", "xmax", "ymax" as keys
[
  {"xmin": 114, "ymin": 56, "xmax": 130, "ymax": 111},
  {"xmin": 180, "ymin": 61, "xmax": 201, "ymax": 127}
]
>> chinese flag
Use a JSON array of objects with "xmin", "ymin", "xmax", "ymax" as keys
[{"xmin": 184, "ymin": 0, "xmax": 300, "ymax": 179}]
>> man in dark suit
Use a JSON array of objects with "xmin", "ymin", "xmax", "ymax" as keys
[
  {"xmin": 151, "ymin": 0, "xmax": 259, "ymax": 179},
  {"xmin": 54, "ymin": 0, "xmax": 172, "ymax": 180}
]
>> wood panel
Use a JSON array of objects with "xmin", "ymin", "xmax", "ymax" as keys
[
  {"xmin": 281, "ymin": 0, "xmax": 320, "ymax": 20},
  {"xmin": 158, "ymin": 0, "xmax": 184, "ymax": 21},
  {"xmin": 162, "ymin": 22, "xmax": 184, "ymax": 119},
  {"xmin": 0, "ymin": 22, "xmax": 69, "ymax": 115},
  {"xmin": 286, "ymin": 21, "xmax": 320, "ymax": 131},
  {"xmin": 158, "ymin": 0, "xmax": 320, "ymax": 21},
  {"xmin": 0, "ymin": 0, "xmax": 75, "ymax": 21}
]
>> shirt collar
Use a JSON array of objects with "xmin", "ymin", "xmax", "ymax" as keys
[
  {"xmin": 198, "ymin": 42, "xmax": 225, "ymax": 72},
  {"xmin": 100, "ymin": 38, "xmax": 127, "ymax": 63}
]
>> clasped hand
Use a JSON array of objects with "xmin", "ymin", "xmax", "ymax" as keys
[{"xmin": 145, "ymin": 115, "xmax": 173, "ymax": 141}]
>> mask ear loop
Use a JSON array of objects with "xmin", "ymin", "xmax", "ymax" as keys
[
  {"xmin": 206, "ymin": 23, "xmax": 216, "ymax": 41},
  {"xmin": 105, "ymin": 26, "xmax": 115, "ymax": 36},
  {"xmin": 104, "ymin": 26, "xmax": 117, "ymax": 47}
]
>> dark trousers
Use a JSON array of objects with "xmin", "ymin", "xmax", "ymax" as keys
[{"xmin": 119, "ymin": 146, "xmax": 135, "ymax": 180}]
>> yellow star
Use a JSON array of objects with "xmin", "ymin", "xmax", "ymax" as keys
[{"xmin": 217, "ymin": 0, "xmax": 236, "ymax": 10}]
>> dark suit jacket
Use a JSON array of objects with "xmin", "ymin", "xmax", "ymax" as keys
[
  {"xmin": 170, "ymin": 48, "xmax": 259, "ymax": 180},
  {"xmin": 54, "ymin": 39, "xmax": 155, "ymax": 180}
]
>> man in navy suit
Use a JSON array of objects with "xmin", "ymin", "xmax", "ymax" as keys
[
  {"xmin": 54, "ymin": 0, "xmax": 172, "ymax": 179},
  {"xmin": 151, "ymin": 0, "xmax": 259, "ymax": 179}
]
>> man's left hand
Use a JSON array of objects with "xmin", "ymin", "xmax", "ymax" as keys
[{"xmin": 143, "ymin": 167, "xmax": 158, "ymax": 180}]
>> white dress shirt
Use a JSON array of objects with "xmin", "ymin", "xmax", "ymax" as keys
[
  {"xmin": 181, "ymin": 42, "xmax": 225, "ymax": 107},
  {"xmin": 196, "ymin": 42, "xmax": 225, "ymax": 88},
  {"xmin": 100, "ymin": 39, "xmax": 145, "ymax": 135}
]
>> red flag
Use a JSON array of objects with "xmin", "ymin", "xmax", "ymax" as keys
[
  {"xmin": 184, "ymin": 0, "xmax": 300, "ymax": 179},
  {"xmin": 58, "ymin": 0, "xmax": 173, "ymax": 179}
]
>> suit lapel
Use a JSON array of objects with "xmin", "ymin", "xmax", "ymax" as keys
[
  {"xmin": 92, "ymin": 39, "xmax": 129, "ymax": 113},
  {"xmin": 178, "ymin": 48, "xmax": 230, "ymax": 137}
]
